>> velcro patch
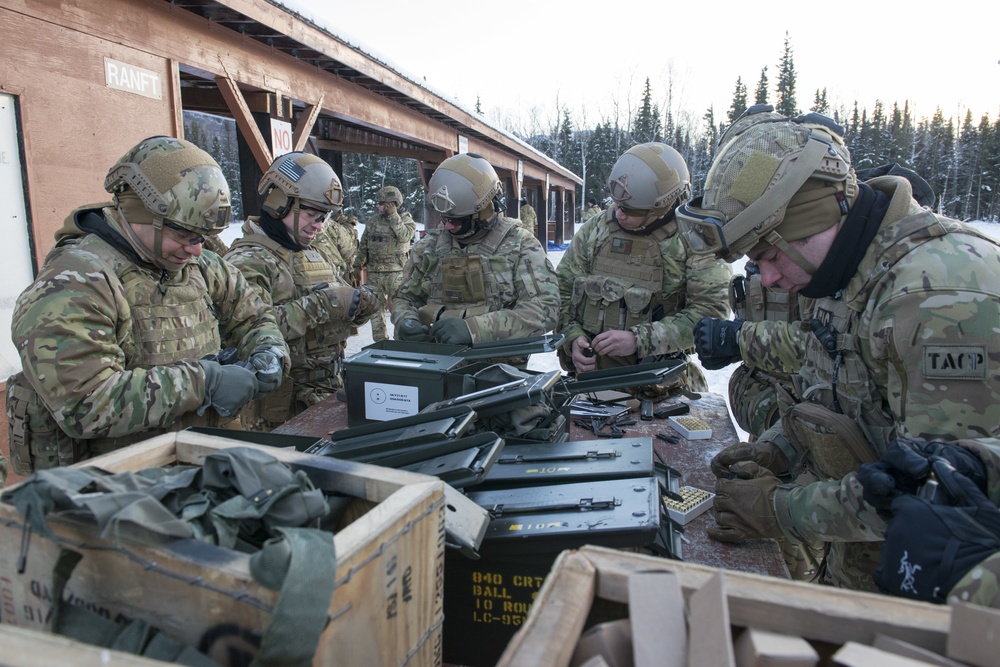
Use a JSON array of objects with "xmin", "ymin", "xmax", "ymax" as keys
[{"xmin": 922, "ymin": 345, "xmax": 988, "ymax": 379}]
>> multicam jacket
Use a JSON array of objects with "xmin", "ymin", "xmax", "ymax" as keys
[
  {"xmin": 355, "ymin": 209, "xmax": 416, "ymax": 273},
  {"xmin": 556, "ymin": 209, "xmax": 731, "ymax": 367},
  {"xmin": 226, "ymin": 218, "xmax": 355, "ymax": 422},
  {"xmin": 315, "ymin": 212, "xmax": 359, "ymax": 285},
  {"xmin": 771, "ymin": 176, "xmax": 1000, "ymax": 590},
  {"xmin": 10, "ymin": 206, "xmax": 287, "ymax": 456},
  {"xmin": 392, "ymin": 216, "xmax": 559, "ymax": 342}
]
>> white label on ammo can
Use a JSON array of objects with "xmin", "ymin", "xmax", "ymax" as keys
[{"xmin": 365, "ymin": 381, "xmax": 419, "ymax": 421}]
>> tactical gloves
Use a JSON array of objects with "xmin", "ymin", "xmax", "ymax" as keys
[
  {"xmin": 873, "ymin": 458, "xmax": 1000, "ymax": 603},
  {"xmin": 711, "ymin": 440, "xmax": 790, "ymax": 479},
  {"xmin": 708, "ymin": 461, "xmax": 784, "ymax": 543},
  {"xmin": 198, "ymin": 359, "xmax": 258, "ymax": 418},
  {"xmin": 247, "ymin": 345, "xmax": 285, "ymax": 396},
  {"xmin": 397, "ymin": 318, "xmax": 430, "ymax": 342},
  {"xmin": 316, "ymin": 283, "xmax": 382, "ymax": 324},
  {"xmin": 430, "ymin": 317, "xmax": 473, "ymax": 346},
  {"xmin": 382, "ymin": 202, "xmax": 398, "ymax": 216},
  {"xmin": 693, "ymin": 317, "xmax": 744, "ymax": 370},
  {"xmin": 858, "ymin": 438, "xmax": 988, "ymax": 513},
  {"xmin": 350, "ymin": 285, "xmax": 383, "ymax": 323}
]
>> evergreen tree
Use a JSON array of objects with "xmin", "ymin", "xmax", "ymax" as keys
[
  {"xmin": 956, "ymin": 110, "xmax": 983, "ymax": 221},
  {"xmin": 811, "ymin": 88, "xmax": 829, "ymax": 115},
  {"xmin": 475, "ymin": 96, "xmax": 483, "ymax": 115},
  {"xmin": 632, "ymin": 78, "xmax": 663, "ymax": 144},
  {"xmin": 753, "ymin": 67, "xmax": 769, "ymax": 105},
  {"xmin": 774, "ymin": 32, "xmax": 798, "ymax": 117},
  {"xmin": 727, "ymin": 77, "xmax": 748, "ymax": 124}
]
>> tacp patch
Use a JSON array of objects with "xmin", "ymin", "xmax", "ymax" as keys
[{"xmin": 922, "ymin": 345, "xmax": 988, "ymax": 379}]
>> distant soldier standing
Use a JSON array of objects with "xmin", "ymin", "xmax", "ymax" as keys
[
  {"xmin": 315, "ymin": 209, "xmax": 360, "ymax": 286},
  {"xmin": 7, "ymin": 136, "xmax": 289, "ymax": 474},
  {"xmin": 354, "ymin": 185, "xmax": 416, "ymax": 341},
  {"xmin": 393, "ymin": 153, "xmax": 559, "ymax": 350},
  {"xmin": 225, "ymin": 152, "xmax": 380, "ymax": 431},
  {"xmin": 519, "ymin": 196, "xmax": 538, "ymax": 238}
]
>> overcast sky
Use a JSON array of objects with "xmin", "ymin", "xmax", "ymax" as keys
[{"xmin": 281, "ymin": 0, "xmax": 998, "ymax": 134}]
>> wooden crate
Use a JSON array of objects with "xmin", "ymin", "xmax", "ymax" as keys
[
  {"xmin": 0, "ymin": 431, "xmax": 447, "ymax": 667},
  {"xmin": 0, "ymin": 623, "xmax": 174, "ymax": 666},
  {"xmin": 498, "ymin": 545, "xmax": 953, "ymax": 667}
]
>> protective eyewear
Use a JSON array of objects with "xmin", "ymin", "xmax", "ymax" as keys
[
  {"xmin": 163, "ymin": 221, "xmax": 206, "ymax": 247},
  {"xmin": 442, "ymin": 214, "xmax": 473, "ymax": 227},
  {"xmin": 299, "ymin": 205, "xmax": 332, "ymax": 224},
  {"xmin": 675, "ymin": 198, "xmax": 730, "ymax": 257},
  {"xmin": 615, "ymin": 202, "xmax": 652, "ymax": 218}
]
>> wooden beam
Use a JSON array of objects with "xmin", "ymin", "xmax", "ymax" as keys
[
  {"xmin": 215, "ymin": 75, "xmax": 272, "ymax": 171},
  {"xmin": 168, "ymin": 59, "xmax": 183, "ymax": 138},
  {"xmin": 293, "ymin": 94, "xmax": 324, "ymax": 151}
]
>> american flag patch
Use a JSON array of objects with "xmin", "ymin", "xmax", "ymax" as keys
[{"xmin": 277, "ymin": 159, "xmax": 305, "ymax": 182}]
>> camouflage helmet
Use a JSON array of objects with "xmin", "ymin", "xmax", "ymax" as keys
[
  {"xmin": 676, "ymin": 108, "xmax": 854, "ymax": 263},
  {"xmin": 728, "ymin": 365, "xmax": 782, "ymax": 438},
  {"xmin": 428, "ymin": 153, "xmax": 502, "ymax": 219},
  {"xmin": 377, "ymin": 185, "xmax": 404, "ymax": 206},
  {"xmin": 104, "ymin": 136, "xmax": 231, "ymax": 235},
  {"xmin": 259, "ymin": 151, "xmax": 343, "ymax": 218},
  {"xmin": 608, "ymin": 143, "xmax": 691, "ymax": 218}
]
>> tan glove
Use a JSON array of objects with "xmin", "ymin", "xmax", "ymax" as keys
[
  {"xmin": 708, "ymin": 461, "xmax": 783, "ymax": 543},
  {"xmin": 382, "ymin": 202, "xmax": 398, "ymax": 216},
  {"xmin": 711, "ymin": 441, "xmax": 790, "ymax": 478},
  {"xmin": 316, "ymin": 283, "xmax": 369, "ymax": 321},
  {"xmin": 350, "ymin": 285, "xmax": 383, "ymax": 324}
]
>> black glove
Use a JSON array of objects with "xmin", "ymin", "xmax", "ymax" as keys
[
  {"xmin": 198, "ymin": 359, "xmax": 258, "ymax": 418},
  {"xmin": 693, "ymin": 317, "xmax": 744, "ymax": 370},
  {"xmin": 247, "ymin": 345, "xmax": 285, "ymax": 397},
  {"xmin": 429, "ymin": 317, "xmax": 473, "ymax": 346},
  {"xmin": 858, "ymin": 438, "xmax": 988, "ymax": 512},
  {"xmin": 874, "ymin": 458, "xmax": 1000, "ymax": 603},
  {"xmin": 396, "ymin": 319, "xmax": 430, "ymax": 342}
]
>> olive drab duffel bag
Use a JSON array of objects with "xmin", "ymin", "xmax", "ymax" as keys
[{"xmin": 2, "ymin": 446, "xmax": 337, "ymax": 667}]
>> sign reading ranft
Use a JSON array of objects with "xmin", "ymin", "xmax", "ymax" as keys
[{"xmin": 104, "ymin": 58, "xmax": 162, "ymax": 100}]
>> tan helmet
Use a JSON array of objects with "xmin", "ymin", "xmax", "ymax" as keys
[
  {"xmin": 104, "ymin": 136, "xmax": 231, "ymax": 235},
  {"xmin": 377, "ymin": 185, "xmax": 404, "ymax": 206},
  {"xmin": 608, "ymin": 143, "xmax": 691, "ymax": 219},
  {"xmin": 676, "ymin": 109, "xmax": 854, "ymax": 264},
  {"xmin": 428, "ymin": 153, "xmax": 502, "ymax": 219},
  {"xmin": 259, "ymin": 151, "xmax": 344, "ymax": 218}
]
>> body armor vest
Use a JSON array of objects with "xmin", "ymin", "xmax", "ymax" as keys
[
  {"xmin": 8, "ymin": 233, "xmax": 227, "ymax": 472},
  {"xmin": 788, "ymin": 209, "xmax": 951, "ymax": 463},
  {"xmin": 230, "ymin": 233, "xmax": 346, "ymax": 425},
  {"xmin": 423, "ymin": 218, "xmax": 518, "ymax": 318},
  {"xmin": 365, "ymin": 213, "xmax": 411, "ymax": 272},
  {"xmin": 571, "ymin": 219, "xmax": 687, "ymax": 376},
  {"xmin": 730, "ymin": 271, "xmax": 800, "ymax": 323},
  {"xmin": 573, "ymin": 220, "xmax": 683, "ymax": 338}
]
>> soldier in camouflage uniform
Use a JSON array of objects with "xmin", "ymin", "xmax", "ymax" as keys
[
  {"xmin": 518, "ymin": 197, "xmax": 538, "ymax": 238},
  {"xmin": 225, "ymin": 152, "xmax": 381, "ymax": 431},
  {"xmin": 353, "ymin": 185, "xmax": 416, "ymax": 341},
  {"xmin": 7, "ymin": 137, "xmax": 289, "ymax": 474},
  {"xmin": 556, "ymin": 143, "xmax": 731, "ymax": 398},
  {"xmin": 582, "ymin": 197, "xmax": 602, "ymax": 223},
  {"xmin": 322, "ymin": 210, "xmax": 360, "ymax": 285},
  {"xmin": 393, "ymin": 153, "xmax": 559, "ymax": 350},
  {"xmin": 676, "ymin": 106, "xmax": 1000, "ymax": 592}
]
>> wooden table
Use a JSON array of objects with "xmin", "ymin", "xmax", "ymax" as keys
[{"xmin": 273, "ymin": 388, "xmax": 789, "ymax": 579}]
